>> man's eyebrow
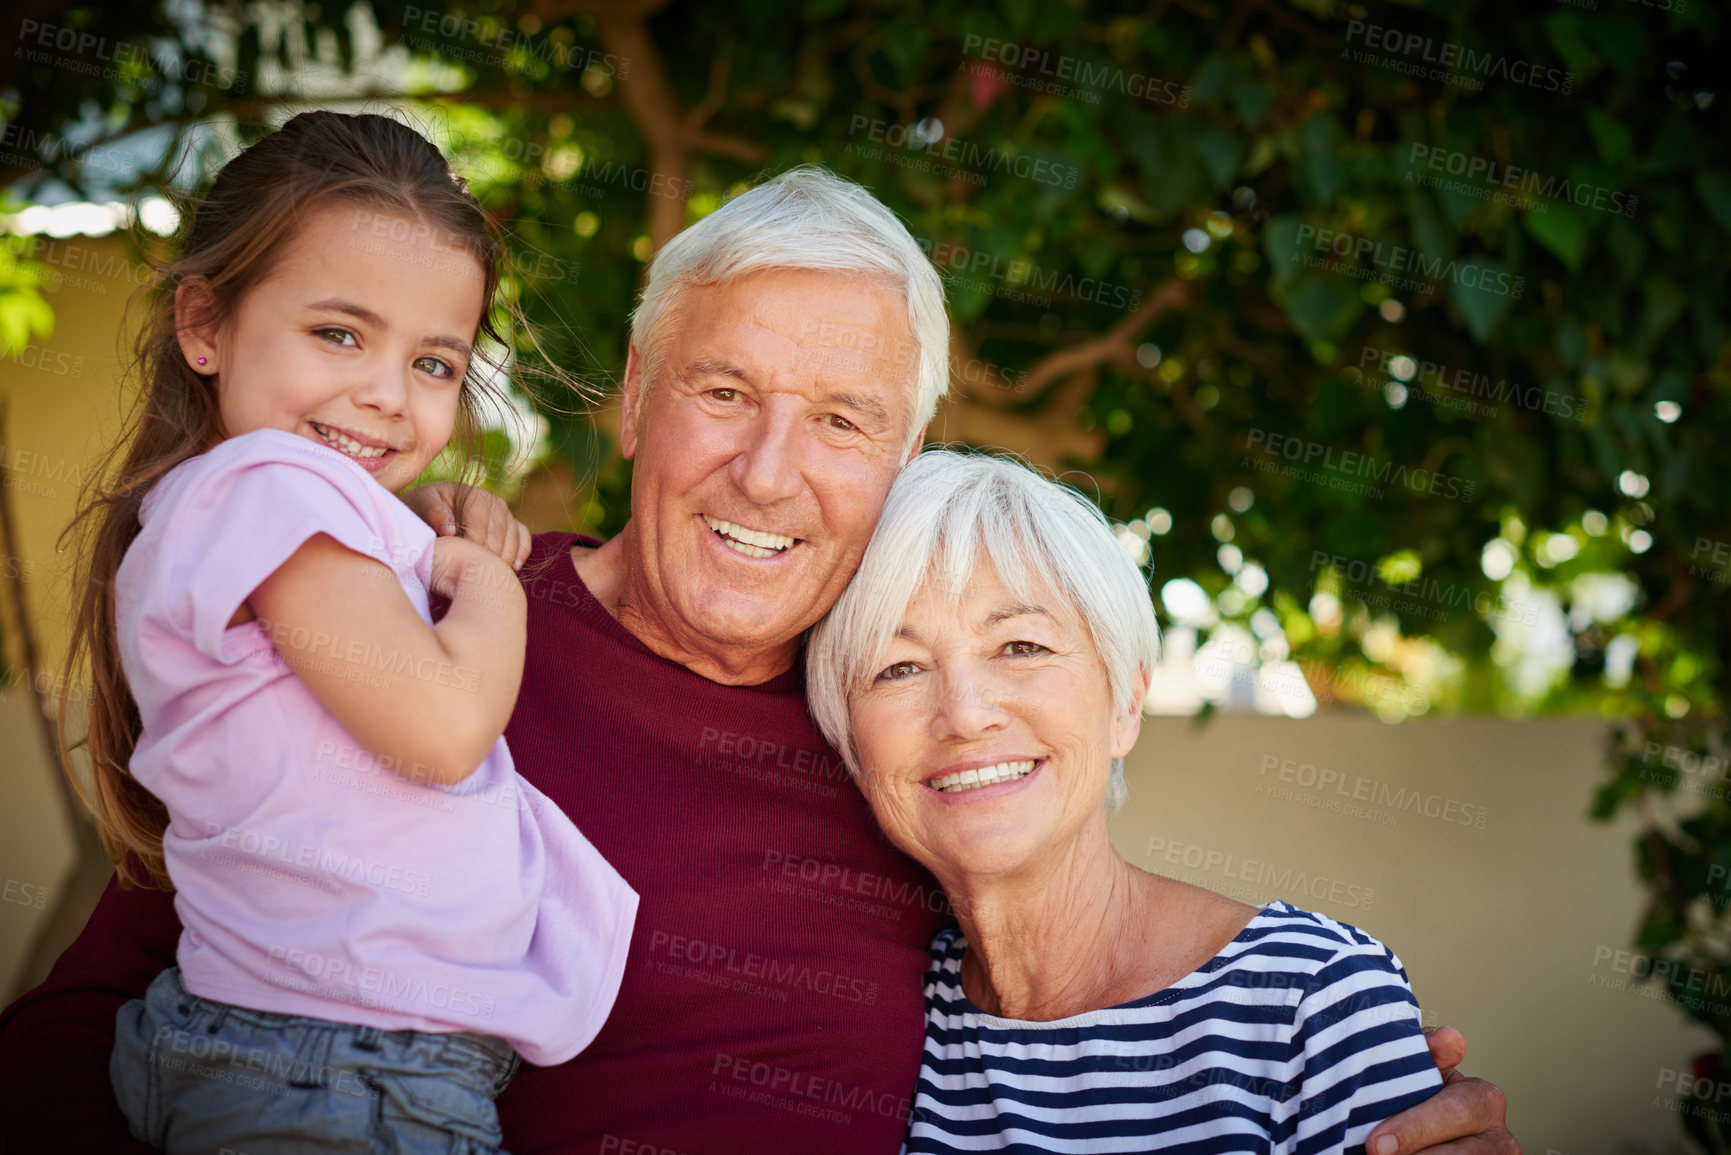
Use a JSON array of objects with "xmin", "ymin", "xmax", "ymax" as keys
[
  {"xmin": 984, "ymin": 603, "xmax": 1049, "ymax": 626},
  {"xmin": 821, "ymin": 388, "xmax": 890, "ymax": 427},
  {"xmin": 306, "ymin": 298, "xmax": 471, "ymax": 360},
  {"xmin": 686, "ymin": 356, "xmax": 751, "ymax": 381}
]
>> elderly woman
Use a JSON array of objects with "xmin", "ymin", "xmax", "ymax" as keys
[{"xmin": 808, "ymin": 449, "xmax": 1440, "ymax": 1152}]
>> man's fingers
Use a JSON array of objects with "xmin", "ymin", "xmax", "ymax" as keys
[
  {"xmin": 1366, "ymin": 1132, "xmax": 1521, "ymax": 1155},
  {"xmin": 1365, "ymin": 1074, "xmax": 1510, "ymax": 1155},
  {"xmin": 1425, "ymin": 1025, "xmax": 1467, "ymax": 1075}
]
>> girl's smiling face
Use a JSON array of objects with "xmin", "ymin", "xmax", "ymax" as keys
[{"xmin": 179, "ymin": 200, "xmax": 487, "ymax": 494}]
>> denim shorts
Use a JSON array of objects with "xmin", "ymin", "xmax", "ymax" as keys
[{"xmin": 111, "ymin": 967, "xmax": 520, "ymax": 1154}]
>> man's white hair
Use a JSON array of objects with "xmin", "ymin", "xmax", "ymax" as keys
[
  {"xmin": 628, "ymin": 165, "xmax": 949, "ymax": 449},
  {"xmin": 806, "ymin": 449, "xmax": 1160, "ymax": 812}
]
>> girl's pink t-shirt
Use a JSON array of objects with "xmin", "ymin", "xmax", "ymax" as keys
[{"xmin": 114, "ymin": 427, "xmax": 638, "ymax": 1065}]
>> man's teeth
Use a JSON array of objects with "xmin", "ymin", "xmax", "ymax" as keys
[
  {"xmin": 313, "ymin": 423, "xmax": 389, "ymax": 459},
  {"xmin": 929, "ymin": 761, "xmax": 1038, "ymax": 793},
  {"xmin": 703, "ymin": 515, "xmax": 794, "ymax": 558}
]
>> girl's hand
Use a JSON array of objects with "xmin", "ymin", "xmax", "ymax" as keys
[
  {"xmin": 428, "ymin": 534, "xmax": 519, "ymax": 604},
  {"xmin": 400, "ymin": 482, "xmax": 533, "ymax": 571}
]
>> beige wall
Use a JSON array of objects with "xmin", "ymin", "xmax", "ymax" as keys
[
  {"xmin": 1111, "ymin": 714, "xmax": 1707, "ymax": 1154},
  {"xmin": 0, "ymin": 232, "xmax": 137, "ymax": 997}
]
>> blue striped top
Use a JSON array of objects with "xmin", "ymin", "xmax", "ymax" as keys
[{"xmin": 905, "ymin": 901, "xmax": 1441, "ymax": 1153}]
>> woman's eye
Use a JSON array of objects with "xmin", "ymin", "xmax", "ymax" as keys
[
  {"xmin": 875, "ymin": 660, "xmax": 919, "ymax": 682},
  {"xmin": 1003, "ymin": 640, "xmax": 1047, "ymax": 656},
  {"xmin": 414, "ymin": 355, "xmax": 455, "ymax": 379},
  {"xmin": 315, "ymin": 327, "xmax": 358, "ymax": 347}
]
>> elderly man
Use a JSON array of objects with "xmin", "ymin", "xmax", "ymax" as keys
[{"xmin": 0, "ymin": 167, "xmax": 1512, "ymax": 1153}]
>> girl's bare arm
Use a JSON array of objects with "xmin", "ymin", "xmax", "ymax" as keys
[{"xmin": 247, "ymin": 533, "xmax": 526, "ymax": 786}]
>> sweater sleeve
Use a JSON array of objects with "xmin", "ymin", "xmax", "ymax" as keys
[
  {"xmin": 0, "ymin": 872, "xmax": 180, "ymax": 1152},
  {"xmin": 1287, "ymin": 939, "xmax": 1443, "ymax": 1155}
]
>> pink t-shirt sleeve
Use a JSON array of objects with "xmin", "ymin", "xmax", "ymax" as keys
[{"xmin": 153, "ymin": 434, "xmax": 424, "ymax": 664}]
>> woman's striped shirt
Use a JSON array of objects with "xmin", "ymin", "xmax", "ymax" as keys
[{"xmin": 904, "ymin": 901, "xmax": 1441, "ymax": 1153}]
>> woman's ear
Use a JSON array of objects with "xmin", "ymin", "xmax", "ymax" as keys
[
  {"xmin": 174, "ymin": 277, "xmax": 221, "ymax": 375},
  {"xmin": 1108, "ymin": 665, "xmax": 1152, "ymax": 760}
]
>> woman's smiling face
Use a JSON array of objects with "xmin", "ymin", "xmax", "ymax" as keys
[{"xmin": 847, "ymin": 558, "xmax": 1143, "ymax": 882}]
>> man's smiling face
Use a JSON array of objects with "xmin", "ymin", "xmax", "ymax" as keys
[{"xmin": 618, "ymin": 266, "xmax": 921, "ymax": 670}]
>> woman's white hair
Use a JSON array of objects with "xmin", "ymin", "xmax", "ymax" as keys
[
  {"xmin": 629, "ymin": 164, "xmax": 948, "ymax": 450},
  {"xmin": 806, "ymin": 448, "xmax": 1160, "ymax": 812}
]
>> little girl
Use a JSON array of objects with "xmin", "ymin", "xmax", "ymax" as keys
[{"xmin": 65, "ymin": 110, "xmax": 638, "ymax": 1153}]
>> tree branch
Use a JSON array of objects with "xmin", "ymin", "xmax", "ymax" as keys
[{"xmin": 1018, "ymin": 276, "xmax": 1191, "ymax": 394}]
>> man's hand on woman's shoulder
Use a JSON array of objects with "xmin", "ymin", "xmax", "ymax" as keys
[{"xmin": 1367, "ymin": 1027, "xmax": 1518, "ymax": 1155}]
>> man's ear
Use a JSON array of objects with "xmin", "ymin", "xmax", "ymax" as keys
[
  {"xmin": 901, "ymin": 422, "xmax": 930, "ymax": 465},
  {"xmin": 1109, "ymin": 665, "xmax": 1151, "ymax": 760},
  {"xmin": 619, "ymin": 345, "xmax": 646, "ymax": 460},
  {"xmin": 174, "ymin": 277, "xmax": 221, "ymax": 376}
]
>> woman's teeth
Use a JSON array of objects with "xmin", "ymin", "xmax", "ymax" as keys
[
  {"xmin": 929, "ymin": 761, "xmax": 1037, "ymax": 793},
  {"xmin": 312, "ymin": 423, "xmax": 389, "ymax": 459},
  {"xmin": 704, "ymin": 515, "xmax": 794, "ymax": 559}
]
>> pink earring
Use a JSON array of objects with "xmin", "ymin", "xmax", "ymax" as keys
[{"xmin": 196, "ymin": 356, "xmax": 207, "ymax": 365}]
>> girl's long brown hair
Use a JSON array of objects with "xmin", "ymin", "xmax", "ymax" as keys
[{"xmin": 62, "ymin": 110, "xmax": 520, "ymax": 889}]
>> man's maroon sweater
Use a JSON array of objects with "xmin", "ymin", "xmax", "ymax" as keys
[{"xmin": 0, "ymin": 533, "xmax": 949, "ymax": 1153}]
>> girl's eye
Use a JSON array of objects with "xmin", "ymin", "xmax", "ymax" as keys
[
  {"xmin": 414, "ymin": 355, "xmax": 455, "ymax": 379},
  {"xmin": 875, "ymin": 660, "xmax": 919, "ymax": 682},
  {"xmin": 1004, "ymin": 640, "xmax": 1047, "ymax": 657},
  {"xmin": 315, "ymin": 327, "xmax": 358, "ymax": 347}
]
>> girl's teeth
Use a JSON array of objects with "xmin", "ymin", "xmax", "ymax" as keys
[
  {"xmin": 314, "ymin": 424, "xmax": 389, "ymax": 459},
  {"xmin": 928, "ymin": 760, "xmax": 1038, "ymax": 793}
]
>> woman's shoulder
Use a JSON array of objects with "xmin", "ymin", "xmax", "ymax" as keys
[{"xmin": 1209, "ymin": 900, "xmax": 1414, "ymax": 996}]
